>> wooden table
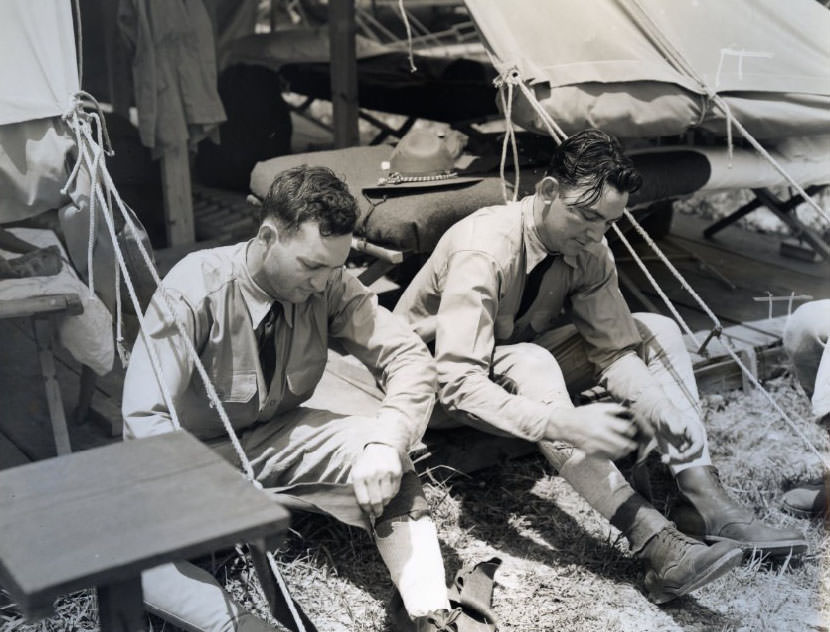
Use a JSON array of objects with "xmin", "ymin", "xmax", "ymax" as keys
[{"xmin": 0, "ymin": 431, "xmax": 290, "ymax": 631}]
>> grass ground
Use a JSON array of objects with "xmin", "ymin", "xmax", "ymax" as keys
[{"xmin": 2, "ymin": 371, "xmax": 827, "ymax": 632}]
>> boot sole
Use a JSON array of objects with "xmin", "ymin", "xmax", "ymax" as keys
[
  {"xmin": 781, "ymin": 499, "xmax": 825, "ymax": 521},
  {"xmin": 702, "ymin": 535, "xmax": 808, "ymax": 559},
  {"xmin": 645, "ymin": 546, "xmax": 742, "ymax": 605}
]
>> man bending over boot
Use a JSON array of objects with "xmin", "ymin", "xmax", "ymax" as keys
[
  {"xmin": 123, "ymin": 166, "xmax": 462, "ymax": 631},
  {"xmin": 394, "ymin": 129, "xmax": 806, "ymax": 604}
]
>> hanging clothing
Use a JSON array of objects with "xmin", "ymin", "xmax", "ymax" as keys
[{"xmin": 118, "ymin": 0, "xmax": 226, "ymax": 157}]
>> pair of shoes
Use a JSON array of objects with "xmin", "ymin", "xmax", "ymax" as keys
[
  {"xmin": 671, "ymin": 466, "xmax": 808, "ymax": 558},
  {"xmin": 639, "ymin": 524, "xmax": 742, "ymax": 605},
  {"xmin": 389, "ymin": 591, "xmax": 463, "ymax": 631},
  {"xmin": 782, "ymin": 480, "xmax": 828, "ymax": 519}
]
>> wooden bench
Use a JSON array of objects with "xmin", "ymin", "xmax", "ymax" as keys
[{"xmin": 0, "ymin": 431, "xmax": 290, "ymax": 631}]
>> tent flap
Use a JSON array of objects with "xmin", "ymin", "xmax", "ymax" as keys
[{"xmin": 0, "ymin": 1, "xmax": 79, "ymax": 126}]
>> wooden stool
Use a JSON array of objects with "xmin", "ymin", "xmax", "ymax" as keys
[
  {"xmin": 0, "ymin": 293, "xmax": 84, "ymax": 455},
  {"xmin": 0, "ymin": 431, "xmax": 290, "ymax": 631}
]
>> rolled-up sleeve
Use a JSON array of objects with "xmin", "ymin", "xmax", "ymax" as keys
[
  {"xmin": 570, "ymin": 253, "xmax": 641, "ymax": 375},
  {"xmin": 122, "ymin": 287, "xmax": 200, "ymax": 439},
  {"xmin": 436, "ymin": 251, "xmax": 552, "ymax": 442},
  {"xmin": 327, "ymin": 270, "xmax": 436, "ymax": 453}
]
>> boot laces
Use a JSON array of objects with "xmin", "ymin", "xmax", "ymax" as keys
[
  {"xmin": 660, "ymin": 525, "xmax": 698, "ymax": 557},
  {"xmin": 428, "ymin": 607, "xmax": 462, "ymax": 631}
]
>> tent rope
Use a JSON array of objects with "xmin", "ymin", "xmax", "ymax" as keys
[
  {"xmin": 397, "ymin": 0, "xmax": 418, "ymax": 73},
  {"xmin": 496, "ymin": 78, "xmax": 520, "ymax": 202},
  {"xmin": 64, "ymin": 112, "xmax": 182, "ymax": 433},
  {"xmin": 64, "ymin": 97, "xmax": 310, "ymax": 630},
  {"xmin": 623, "ymin": 0, "xmax": 830, "ymax": 227},
  {"xmin": 614, "ymin": 210, "xmax": 828, "ymax": 467},
  {"xmin": 490, "ymin": 58, "xmax": 828, "ymax": 463},
  {"xmin": 611, "ymin": 221, "xmax": 704, "ymax": 349}
]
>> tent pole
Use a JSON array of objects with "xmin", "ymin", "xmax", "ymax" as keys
[
  {"xmin": 161, "ymin": 145, "xmax": 196, "ymax": 246},
  {"xmin": 329, "ymin": 0, "xmax": 359, "ymax": 148}
]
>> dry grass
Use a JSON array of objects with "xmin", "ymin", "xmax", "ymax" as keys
[{"xmin": 3, "ymin": 370, "xmax": 828, "ymax": 632}]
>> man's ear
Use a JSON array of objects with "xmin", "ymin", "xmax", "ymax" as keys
[
  {"xmin": 537, "ymin": 176, "xmax": 560, "ymax": 206},
  {"xmin": 256, "ymin": 220, "xmax": 278, "ymax": 246}
]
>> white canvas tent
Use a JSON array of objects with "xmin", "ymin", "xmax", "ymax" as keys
[
  {"xmin": 0, "ymin": 1, "xmax": 79, "ymax": 223},
  {"xmin": 466, "ymin": 0, "xmax": 830, "ymax": 139}
]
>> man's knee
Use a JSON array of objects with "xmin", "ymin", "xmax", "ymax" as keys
[
  {"xmin": 784, "ymin": 300, "xmax": 830, "ymax": 354},
  {"xmin": 493, "ymin": 342, "xmax": 562, "ymax": 394},
  {"xmin": 633, "ymin": 312, "xmax": 682, "ymax": 344}
]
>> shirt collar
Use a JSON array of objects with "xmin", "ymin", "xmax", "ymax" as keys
[
  {"xmin": 522, "ymin": 196, "xmax": 548, "ymax": 273},
  {"xmin": 237, "ymin": 241, "xmax": 294, "ymax": 328},
  {"xmin": 521, "ymin": 194, "xmax": 582, "ymax": 270}
]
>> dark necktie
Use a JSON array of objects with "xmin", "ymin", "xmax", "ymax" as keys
[
  {"xmin": 258, "ymin": 302, "xmax": 280, "ymax": 386},
  {"xmin": 516, "ymin": 255, "xmax": 555, "ymax": 320}
]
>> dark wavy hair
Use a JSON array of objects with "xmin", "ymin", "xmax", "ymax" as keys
[
  {"xmin": 546, "ymin": 129, "xmax": 642, "ymax": 207},
  {"xmin": 260, "ymin": 165, "xmax": 358, "ymax": 238}
]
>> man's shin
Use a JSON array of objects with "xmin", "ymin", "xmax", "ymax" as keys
[
  {"xmin": 373, "ymin": 472, "xmax": 451, "ymax": 617},
  {"xmin": 540, "ymin": 442, "xmax": 668, "ymax": 554}
]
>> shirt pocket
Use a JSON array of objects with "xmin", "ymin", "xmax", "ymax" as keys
[
  {"xmin": 218, "ymin": 370, "xmax": 258, "ymax": 403},
  {"xmin": 285, "ymin": 349, "xmax": 326, "ymax": 397}
]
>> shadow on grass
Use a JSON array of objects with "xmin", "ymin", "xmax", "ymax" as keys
[
  {"xmin": 437, "ymin": 453, "xmax": 741, "ymax": 631},
  {"xmin": 277, "ymin": 510, "xmax": 467, "ymax": 626}
]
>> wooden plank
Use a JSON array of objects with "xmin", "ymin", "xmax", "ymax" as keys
[
  {"xmin": 0, "ymin": 294, "xmax": 83, "ymax": 319},
  {"xmin": 50, "ymin": 342, "xmax": 124, "ymax": 440},
  {"xmin": 0, "ymin": 432, "xmax": 289, "ymax": 615},
  {"xmin": 0, "ymin": 320, "xmax": 64, "ymax": 461},
  {"xmin": 329, "ymin": 0, "xmax": 360, "ymax": 148},
  {"xmin": 693, "ymin": 346, "xmax": 787, "ymax": 395},
  {"xmin": 33, "ymin": 318, "xmax": 72, "ymax": 455},
  {"xmin": 160, "ymin": 144, "xmax": 195, "ymax": 245}
]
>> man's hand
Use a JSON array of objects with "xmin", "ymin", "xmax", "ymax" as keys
[
  {"xmin": 653, "ymin": 412, "xmax": 706, "ymax": 465},
  {"xmin": 545, "ymin": 402, "xmax": 638, "ymax": 459},
  {"xmin": 351, "ymin": 443, "xmax": 403, "ymax": 518}
]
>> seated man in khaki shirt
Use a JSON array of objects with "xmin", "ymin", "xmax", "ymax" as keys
[
  {"xmin": 122, "ymin": 166, "xmax": 462, "ymax": 632},
  {"xmin": 395, "ymin": 129, "xmax": 806, "ymax": 604}
]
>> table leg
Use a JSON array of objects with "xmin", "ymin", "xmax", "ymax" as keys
[
  {"xmin": 33, "ymin": 317, "xmax": 72, "ymax": 455},
  {"xmin": 97, "ymin": 576, "xmax": 146, "ymax": 632}
]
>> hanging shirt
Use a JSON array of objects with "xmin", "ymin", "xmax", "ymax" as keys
[
  {"xmin": 394, "ymin": 195, "xmax": 642, "ymax": 441},
  {"xmin": 122, "ymin": 241, "xmax": 436, "ymax": 454},
  {"xmin": 118, "ymin": 0, "xmax": 227, "ymax": 156}
]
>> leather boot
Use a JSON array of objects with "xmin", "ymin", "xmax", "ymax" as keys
[
  {"xmin": 672, "ymin": 465, "xmax": 807, "ymax": 557},
  {"xmin": 638, "ymin": 524, "xmax": 742, "ymax": 604},
  {"xmin": 782, "ymin": 480, "xmax": 828, "ymax": 520}
]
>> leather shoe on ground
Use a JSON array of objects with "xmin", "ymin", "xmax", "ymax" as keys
[
  {"xmin": 782, "ymin": 481, "xmax": 828, "ymax": 520},
  {"xmin": 640, "ymin": 524, "xmax": 742, "ymax": 605},
  {"xmin": 389, "ymin": 591, "xmax": 463, "ymax": 631},
  {"xmin": 672, "ymin": 466, "xmax": 808, "ymax": 558}
]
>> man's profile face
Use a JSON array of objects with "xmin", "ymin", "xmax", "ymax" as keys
[
  {"xmin": 260, "ymin": 220, "xmax": 352, "ymax": 303},
  {"xmin": 541, "ymin": 183, "xmax": 628, "ymax": 256}
]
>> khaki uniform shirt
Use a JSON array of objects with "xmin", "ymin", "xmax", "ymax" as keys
[
  {"xmin": 394, "ymin": 195, "xmax": 642, "ymax": 441},
  {"xmin": 123, "ymin": 242, "xmax": 436, "ymax": 453}
]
